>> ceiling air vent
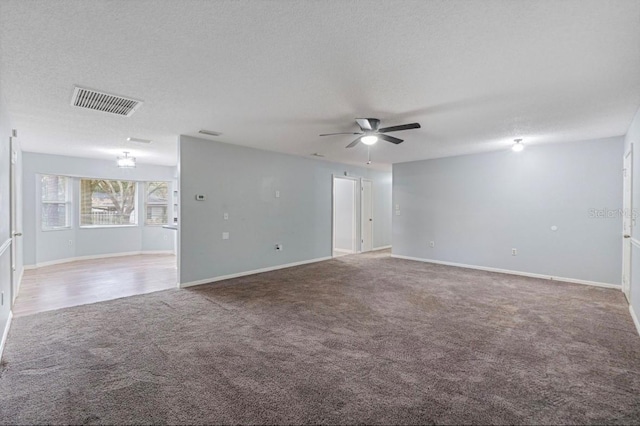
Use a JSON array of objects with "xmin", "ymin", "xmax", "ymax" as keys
[{"xmin": 71, "ymin": 86, "xmax": 143, "ymax": 117}]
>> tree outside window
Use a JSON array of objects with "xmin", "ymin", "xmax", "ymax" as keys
[{"xmin": 80, "ymin": 179, "xmax": 137, "ymax": 226}]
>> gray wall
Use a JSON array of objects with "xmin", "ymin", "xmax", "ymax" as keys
[
  {"xmin": 393, "ymin": 137, "xmax": 624, "ymax": 285},
  {"xmin": 23, "ymin": 152, "xmax": 177, "ymax": 266},
  {"xmin": 334, "ymin": 177, "xmax": 356, "ymax": 252},
  {"xmin": 179, "ymin": 135, "xmax": 392, "ymax": 285},
  {"xmin": 624, "ymin": 106, "xmax": 640, "ymax": 312}
]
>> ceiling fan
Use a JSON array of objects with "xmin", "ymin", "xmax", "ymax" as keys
[{"xmin": 320, "ymin": 118, "xmax": 421, "ymax": 148}]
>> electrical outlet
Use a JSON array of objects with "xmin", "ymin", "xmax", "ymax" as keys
[
  {"xmin": 223, "ymin": 213, "xmax": 229, "ymax": 220},
  {"xmin": 512, "ymin": 248, "xmax": 517, "ymax": 256},
  {"xmin": 275, "ymin": 244, "xmax": 283, "ymax": 251},
  {"xmin": 429, "ymin": 241, "xmax": 435, "ymax": 248}
]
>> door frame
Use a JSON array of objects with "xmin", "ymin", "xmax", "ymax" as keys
[
  {"xmin": 9, "ymin": 136, "xmax": 19, "ymax": 305},
  {"xmin": 360, "ymin": 178, "xmax": 373, "ymax": 252},
  {"xmin": 623, "ymin": 145, "xmax": 633, "ymax": 302}
]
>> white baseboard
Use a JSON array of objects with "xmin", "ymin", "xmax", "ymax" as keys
[
  {"xmin": 14, "ymin": 267, "xmax": 24, "ymax": 304},
  {"xmin": 180, "ymin": 256, "xmax": 332, "ymax": 288},
  {"xmin": 391, "ymin": 254, "xmax": 620, "ymax": 289},
  {"xmin": 630, "ymin": 305, "xmax": 640, "ymax": 336},
  {"xmin": 25, "ymin": 250, "xmax": 175, "ymax": 269},
  {"xmin": 372, "ymin": 245, "xmax": 392, "ymax": 251},
  {"xmin": 0, "ymin": 311, "xmax": 13, "ymax": 361}
]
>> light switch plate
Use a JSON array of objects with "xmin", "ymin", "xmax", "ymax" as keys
[
  {"xmin": 223, "ymin": 213, "xmax": 229, "ymax": 220},
  {"xmin": 275, "ymin": 190, "xmax": 280, "ymax": 198},
  {"xmin": 222, "ymin": 232, "xmax": 229, "ymax": 240}
]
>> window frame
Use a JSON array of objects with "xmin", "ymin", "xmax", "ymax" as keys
[
  {"xmin": 144, "ymin": 181, "xmax": 170, "ymax": 226},
  {"xmin": 40, "ymin": 174, "xmax": 72, "ymax": 231},
  {"xmin": 79, "ymin": 178, "xmax": 139, "ymax": 228}
]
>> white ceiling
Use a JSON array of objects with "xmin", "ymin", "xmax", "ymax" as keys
[{"xmin": 1, "ymin": 0, "xmax": 639, "ymax": 170}]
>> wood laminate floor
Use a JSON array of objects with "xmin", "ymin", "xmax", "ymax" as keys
[{"xmin": 13, "ymin": 254, "xmax": 177, "ymax": 317}]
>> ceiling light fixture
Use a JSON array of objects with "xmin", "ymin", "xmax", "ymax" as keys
[
  {"xmin": 361, "ymin": 135, "xmax": 378, "ymax": 145},
  {"xmin": 117, "ymin": 151, "xmax": 136, "ymax": 168},
  {"xmin": 512, "ymin": 138, "xmax": 524, "ymax": 152}
]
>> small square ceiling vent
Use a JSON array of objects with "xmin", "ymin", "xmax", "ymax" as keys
[{"xmin": 71, "ymin": 86, "xmax": 143, "ymax": 117}]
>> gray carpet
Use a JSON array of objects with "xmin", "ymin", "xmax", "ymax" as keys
[{"xmin": 1, "ymin": 250, "xmax": 639, "ymax": 424}]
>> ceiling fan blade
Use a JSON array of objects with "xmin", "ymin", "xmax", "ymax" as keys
[
  {"xmin": 378, "ymin": 134, "xmax": 404, "ymax": 144},
  {"xmin": 346, "ymin": 137, "xmax": 361, "ymax": 148},
  {"xmin": 356, "ymin": 118, "xmax": 372, "ymax": 131},
  {"xmin": 378, "ymin": 123, "xmax": 421, "ymax": 133},
  {"xmin": 319, "ymin": 132, "xmax": 363, "ymax": 136}
]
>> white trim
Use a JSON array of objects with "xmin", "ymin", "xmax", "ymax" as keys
[
  {"xmin": 0, "ymin": 311, "xmax": 13, "ymax": 361},
  {"xmin": 25, "ymin": 250, "xmax": 175, "ymax": 269},
  {"xmin": 13, "ymin": 267, "xmax": 24, "ymax": 304},
  {"xmin": 391, "ymin": 254, "xmax": 620, "ymax": 289},
  {"xmin": 630, "ymin": 304, "xmax": 640, "ymax": 336},
  {"xmin": 372, "ymin": 245, "xmax": 391, "ymax": 251},
  {"xmin": 0, "ymin": 238, "xmax": 11, "ymax": 257},
  {"xmin": 180, "ymin": 256, "xmax": 332, "ymax": 288}
]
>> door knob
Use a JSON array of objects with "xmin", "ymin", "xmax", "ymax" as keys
[
  {"xmin": 13, "ymin": 232, "xmax": 22, "ymax": 237},
  {"xmin": 624, "ymin": 234, "xmax": 631, "ymax": 238}
]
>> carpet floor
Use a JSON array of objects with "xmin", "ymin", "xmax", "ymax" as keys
[{"xmin": 1, "ymin": 250, "xmax": 639, "ymax": 424}]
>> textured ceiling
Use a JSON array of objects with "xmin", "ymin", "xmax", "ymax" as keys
[{"xmin": 1, "ymin": 0, "xmax": 639, "ymax": 170}]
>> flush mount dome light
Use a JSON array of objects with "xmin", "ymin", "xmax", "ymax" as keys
[
  {"xmin": 512, "ymin": 138, "xmax": 524, "ymax": 152},
  {"xmin": 117, "ymin": 151, "xmax": 136, "ymax": 168},
  {"xmin": 361, "ymin": 135, "xmax": 378, "ymax": 145}
]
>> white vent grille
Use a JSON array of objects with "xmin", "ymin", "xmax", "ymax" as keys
[{"xmin": 71, "ymin": 87, "xmax": 143, "ymax": 117}]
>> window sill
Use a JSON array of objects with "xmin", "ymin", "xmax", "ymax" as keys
[
  {"xmin": 79, "ymin": 225, "xmax": 139, "ymax": 229},
  {"xmin": 41, "ymin": 227, "xmax": 72, "ymax": 232}
]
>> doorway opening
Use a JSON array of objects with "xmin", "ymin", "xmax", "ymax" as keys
[
  {"xmin": 332, "ymin": 176, "xmax": 374, "ymax": 258},
  {"xmin": 333, "ymin": 177, "xmax": 358, "ymax": 257}
]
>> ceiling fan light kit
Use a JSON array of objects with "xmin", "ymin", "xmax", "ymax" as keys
[
  {"xmin": 361, "ymin": 135, "xmax": 378, "ymax": 145},
  {"xmin": 320, "ymin": 118, "xmax": 421, "ymax": 149},
  {"xmin": 512, "ymin": 138, "xmax": 524, "ymax": 152}
]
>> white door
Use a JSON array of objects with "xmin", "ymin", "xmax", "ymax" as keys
[
  {"xmin": 9, "ymin": 136, "xmax": 20, "ymax": 305},
  {"xmin": 623, "ymin": 148, "xmax": 633, "ymax": 302},
  {"xmin": 361, "ymin": 179, "xmax": 373, "ymax": 252}
]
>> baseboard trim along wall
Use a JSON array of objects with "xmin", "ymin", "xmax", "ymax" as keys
[
  {"xmin": 630, "ymin": 305, "xmax": 640, "ymax": 336},
  {"xmin": 390, "ymin": 254, "xmax": 620, "ymax": 289},
  {"xmin": 372, "ymin": 245, "xmax": 392, "ymax": 251},
  {"xmin": 24, "ymin": 250, "xmax": 175, "ymax": 269},
  {"xmin": 0, "ymin": 311, "xmax": 13, "ymax": 361},
  {"xmin": 180, "ymin": 256, "xmax": 333, "ymax": 288}
]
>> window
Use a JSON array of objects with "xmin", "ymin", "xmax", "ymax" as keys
[
  {"xmin": 80, "ymin": 179, "xmax": 137, "ymax": 226},
  {"xmin": 41, "ymin": 175, "xmax": 70, "ymax": 230},
  {"xmin": 145, "ymin": 182, "xmax": 169, "ymax": 225}
]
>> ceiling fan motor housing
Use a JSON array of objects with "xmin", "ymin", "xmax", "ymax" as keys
[{"xmin": 365, "ymin": 118, "xmax": 380, "ymax": 131}]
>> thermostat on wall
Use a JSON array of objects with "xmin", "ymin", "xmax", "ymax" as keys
[{"xmin": 195, "ymin": 194, "xmax": 206, "ymax": 201}]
